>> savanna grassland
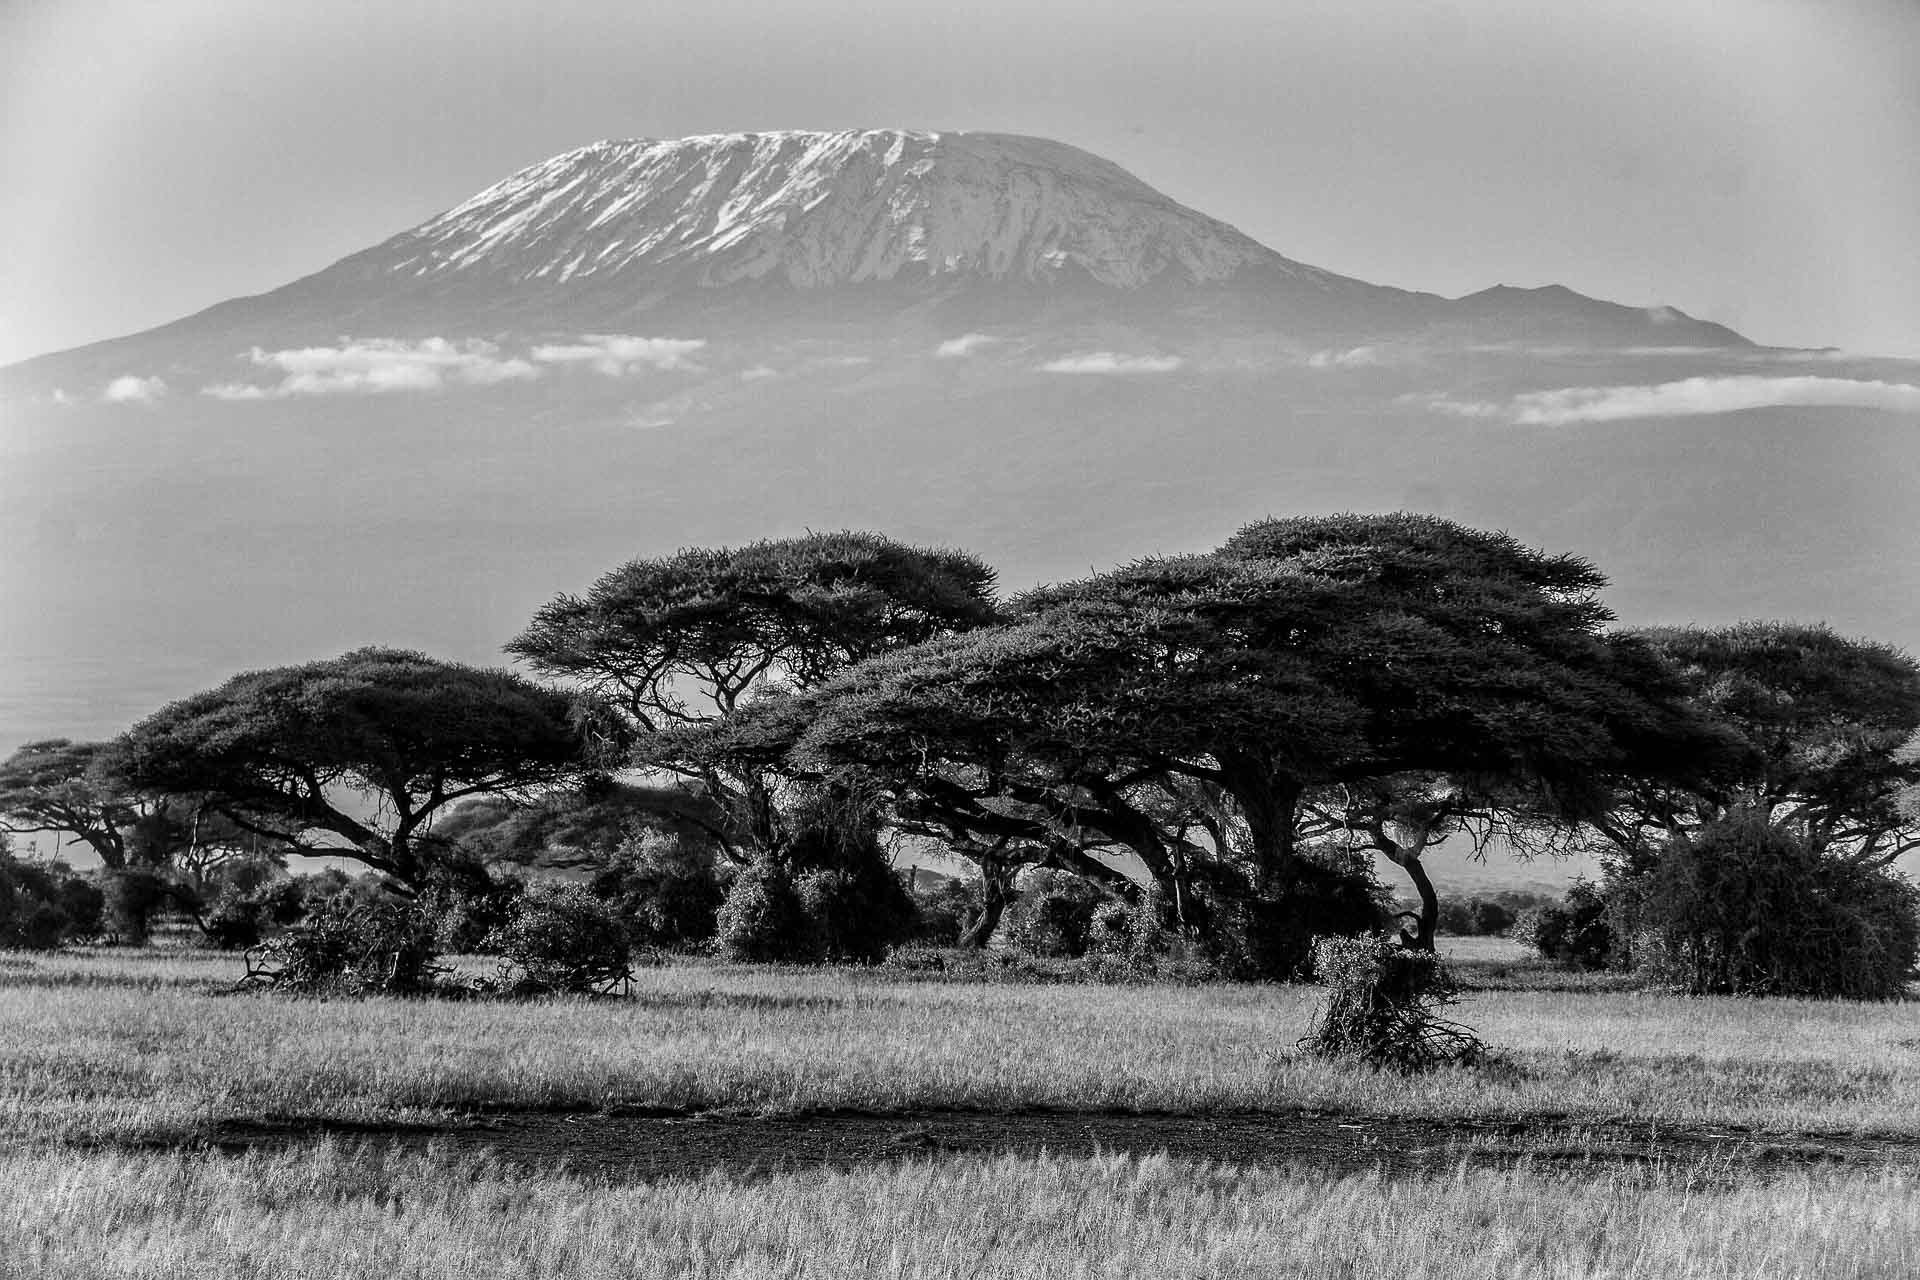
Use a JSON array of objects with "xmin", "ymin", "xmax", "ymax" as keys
[{"xmin": 5, "ymin": 940, "xmax": 1920, "ymax": 1278}]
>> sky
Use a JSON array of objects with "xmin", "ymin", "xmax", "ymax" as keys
[{"xmin": 3, "ymin": 0, "xmax": 1919, "ymax": 369}]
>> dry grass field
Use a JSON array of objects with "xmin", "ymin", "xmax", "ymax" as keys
[{"xmin": 5, "ymin": 941, "xmax": 1918, "ymax": 1278}]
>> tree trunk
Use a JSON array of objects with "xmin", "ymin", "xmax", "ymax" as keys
[
  {"xmin": 958, "ymin": 861, "xmax": 1017, "ymax": 949},
  {"xmin": 1389, "ymin": 850, "xmax": 1439, "ymax": 952}
]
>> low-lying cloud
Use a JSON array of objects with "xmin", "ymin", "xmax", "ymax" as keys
[
  {"xmin": 104, "ymin": 375, "xmax": 167, "ymax": 403},
  {"xmin": 1421, "ymin": 375, "xmax": 1920, "ymax": 425},
  {"xmin": 204, "ymin": 338, "xmax": 536, "ymax": 399},
  {"xmin": 529, "ymin": 334, "xmax": 705, "ymax": 375},
  {"xmin": 936, "ymin": 333, "xmax": 997, "ymax": 358},
  {"xmin": 1306, "ymin": 346, "xmax": 1383, "ymax": 369},
  {"xmin": 201, "ymin": 334, "xmax": 707, "ymax": 398},
  {"xmin": 1039, "ymin": 352, "xmax": 1184, "ymax": 375}
]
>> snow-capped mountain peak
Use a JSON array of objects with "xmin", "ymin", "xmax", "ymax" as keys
[{"xmin": 369, "ymin": 129, "xmax": 1330, "ymax": 293}]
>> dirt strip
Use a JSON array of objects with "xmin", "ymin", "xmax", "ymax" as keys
[{"xmin": 201, "ymin": 1108, "xmax": 1920, "ymax": 1182}]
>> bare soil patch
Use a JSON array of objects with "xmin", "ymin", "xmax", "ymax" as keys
[{"xmin": 201, "ymin": 1108, "xmax": 1920, "ymax": 1183}]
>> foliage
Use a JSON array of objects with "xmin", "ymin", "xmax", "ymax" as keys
[
  {"xmin": 904, "ymin": 873, "xmax": 981, "ymax": 946},
  {"xmin": 102, "ymin": 867, "xmax": 199, "ymax": 946},
  {"xmin": 432, "ymin": 780, "xmax": 725, "ymax": 872},
  {"xmin": 1005, "ymin": 869, "xmax": 1106, "ymax": 959},
  {"xmin": 508, "ymin": 532, "xmax": 1000, "ymax": 729},
  {"xmin": 714, "ymin": 859, "xmax": 820, "ymax": 962},
  {"xmin": 1434, "ymin": 896, "xmax": 1535, "ymax": 937},
  {"xmin": 1513, "ymin": 881, "xmax": 1614, "ymax": 970},
  {"xmin": 102, "ymin": 648, "xmax": 614, "ymax": 888},
  {"xmin": 242, "ymin": 897, "xmax": 444, "ymax": 996},
  {"xmin": 0, "ymin": 856, "xmax": 103, "ymax": 949},
  {"xmin": 589, "ymin": 829, "xmax": 728, "ymax": 950},
  {"xmin": 1191, "ymin": 848, "xmax": 1390, "ymax": 981},
  {"xmin": 1301, "ymin": 936, "xmax": 1486, "ymax": 1071},
  {"xmin": 418, "ymin": 863, "xmax": 525, "ymax": 954},
  {"xmin": 485, "ymin": 883, "xmax": 634, "ymax": 995},
  {"xmin": 1611, "ymin": 812, "xmax": 1920, "ymax": 999}
]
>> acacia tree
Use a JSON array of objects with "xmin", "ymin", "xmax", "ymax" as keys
[
  {"xmin": 772, "ymin": 514, "xmax": 1725, "ymax": 952},
  {"xmin": 0, "ymin": 739, "xmax": 147, "ymax": 869},
  {"xmin": 100, "ymin": 648, "xmax": 614, "ymax": 890},
  {"xmin": 1602, "ymin": 622, "xmax": 1920, "ymax": 866},
  {"xmin": 507, "ymin": 532, "xmax": 999, "ymax": 860}
]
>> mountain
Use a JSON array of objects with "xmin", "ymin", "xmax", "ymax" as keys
[
  {"xmin": 1, "ymin": 130, "xmax": 1743, "ymax": 388},
  {"xmin": 1, "ymin": 129, "xmax": 1913, "ymax": 765}
]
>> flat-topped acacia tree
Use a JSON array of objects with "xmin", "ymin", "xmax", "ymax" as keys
[
  {"xmin": 0, "ymin": 739, "xmax": 146, "ymax": 870},
  {"xmin": 506, "ymin": 532, "xmax": 999, "ymax": 859},
  {"xmin": 773, "ymin": 514, "xmax": 1727, "ymax": 948},
  {"xmin": 101, "ymin": 648, "xmax": 614, "ymax": 890}
]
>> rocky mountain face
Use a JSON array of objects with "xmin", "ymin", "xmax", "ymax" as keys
[{"xmin": 1, "ymin": 130, "xmax": 1911, "ymax": 760}]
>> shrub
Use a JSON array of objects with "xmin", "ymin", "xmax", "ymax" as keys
[
  {"xmin": 796, "ymin": 862, "xmax": 918, "ymax": 963},
  {"xmin": 1301, "ymin": 936, "xmax": 1485, "ymax": 1071},
  {"xmin": 241, "ymin": 897, "xmax": 444, "ymax": 996},
  {"xmin": 102, "ymin": 868, "xmax": 199, "ymax": 946},
  {"xmin": 1005, "ymin": 870, "xmax": 1104, "ymax": 959},
  {"xmin": 905, "ymin": 874, "xmax": 981, "ymax": 946},
  {"xmin": 1436, "ymin": 896, "xmax": 1518, "ymax": 937},
  {"xmin": 1514, "ymin": 881, "xmax": 1614, "ymax": 969},
  {"xmin": 486, "ymin": 882, "xmax": 634, "ymax": 995},
  {"xmin": 0, "ymin": 858, "xmax": 79, "ymax": 949},
  {"xmin": 590, "ymin": 829, "xmax": 727, "ymax": 950},
  {"xmin": 715, "ymin": 859, "xmax": 820, "ymax": 962},
  {"xmin": 1193, "ymin": 848, "xmax": 1390, "ymax": 981},
  {"xmin": 419, "ymin": 863, "xmax": 524, "ymax": 954},
  {"xmin": 1612, "ymin": 813, "xmax": 1920, "ymax": 999}
]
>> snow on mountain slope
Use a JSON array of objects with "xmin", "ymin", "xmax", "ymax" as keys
[{"xmin": 348, "ymin": 130, "xmax": 1354, "ymax": 294}]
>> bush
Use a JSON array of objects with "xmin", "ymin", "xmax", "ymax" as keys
[
  {"xmin": 590, "ymin": 830, "xmax": 727, "ymax": 950},
  {"xmin": 1005, "ymin": 870, "xmax": 1104, "ymax": 958},
  {"xmin": 103, "ymin": 868, "xmax": 199, "ymax": 946},
  {"xmin": 1612, "ymin": 814, "xmax": 1920, "ymax": 999},
  {"xmin": 715, "ymin": 859, "xmax": 820, "ymax": 962},
  {"xmin": 486, "ymin": 882, "xmax": 634, "ymax": 995},
  {"xmin": 1435, "ymin": 896, "xmax": 1518, "ymax": 937},
  {"xmin": 419, "ymin": 863, "xmax": 524, "ymax": 954},
  {"xmin": 905, "ymin": 874, "xmax": 981, "ymax": 946},
  {"xmin": 198, "ymin": 873, "xmax": 315, "ymax": 950},
  {"xmin": 0, "ymin": 858, "xmax": 87, "ymax": 949},
  {"xmin": 1193, "ymin": 847, "xmax": 1390, "ymax": 981},
  {"xmin": 796, "ymin": 862, "xmax": 918, "ymax": 963},
  {"xmin": 1301, "ymin": 936, "xmax": 1485, "ymax": 1071},
  {"xmin": 1514, "ymin": 881, "xmax": 1614, "ymax": 969},
  {"xmin": 243, "ymin": 896, "xmax": 444, "ymax": 996}
]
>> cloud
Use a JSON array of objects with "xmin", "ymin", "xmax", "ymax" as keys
[
  {"xmin": 103, "ymin": 375, "xmax": 167, "ymax": 403},
  {"xmin": 1039, "ymin": 352, "xmax": 1184, "ymax": 375},
  {"xmin": 1416, "ymin": 375, "xmax": 1920, "ymax": 425},
  {"xmin": 204, "ymin": 337, "xmax": 538, "ymax": 399},
  {"xmin": 1307, "ymin": 346, "xmax": 1383, "ymax": 369},
  {"xmin": 529, "ymin": 334, "xmax": 705, "ymax": 375},
  {"xmin": 936, "ymin": 333, "xmax": 997, "ymax": 358}
]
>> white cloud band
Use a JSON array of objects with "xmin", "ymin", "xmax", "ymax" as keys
[
  {"xmin": 1420, "ymin": 375, "xmax": 1920, "ymax": 425},
  {"xmin": 1039, "ymin": 352, "xmax": 1183, "ymax": 375}
]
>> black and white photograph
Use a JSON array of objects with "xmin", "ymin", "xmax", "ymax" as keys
[{"xmin": 3, "ymin": 0, "xmax": 1919, "ymax": 1274}]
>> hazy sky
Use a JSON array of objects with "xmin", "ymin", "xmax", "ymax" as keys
[{"xmin": 3, "ymin": 0, "xmax": 1918, "ymax": 367}]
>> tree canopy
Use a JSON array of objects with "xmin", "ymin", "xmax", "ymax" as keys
[
  {"xmin": 101, "ymin": 648, "xmax": 612, "ymax": 888},
  {"xmin": 1610, "ymin": 622, "xmax": 1920, "ymax": 865},
  {"xmin": 507, "ymin": 532, "xmax": 999, "ymax": 860},
  {"xmin": 507, "ymin": 531, "xmax": 999, "ymax": 727}
]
